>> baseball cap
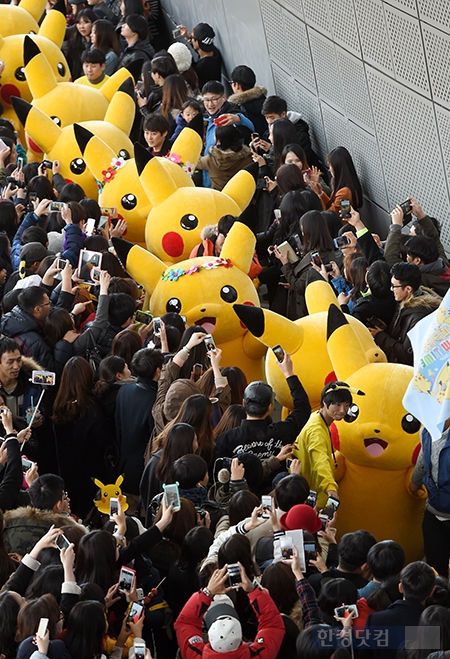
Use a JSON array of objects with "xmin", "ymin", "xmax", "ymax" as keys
[
  {"xmin": 243, "ymin": 381, "xmax": 273, "ymax": 408},
  {"xmin": 20, "ymin": 242, "xmax": 49, "ymax": 265},
  {"xmin": 280, "ymin": 504, "xmax": 322, "ymax": 534},
  {"xmin": 193, "ymin": 23, "xmax": 215, "ymax": 51},
  {"xmin": 204, "ymin": 599, "xmax": 242, "ymax": 653}
]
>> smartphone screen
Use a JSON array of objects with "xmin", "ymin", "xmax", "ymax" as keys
[
  {"xmin": 55, "ymin": 534, "xmax": 70, "ymax": 550},
  {"xmin": 153, "ymin": 317, "xmax": 161, "ymax": 336},
  {"xmin": 21, "ymin": 457, "xmax": 33, "ymax": 472},
  {"xmin": 127, "ymin": 601, "xmax": 144, "ymax": 624},
  {"xmin": 340, "ymin": 199, "xmax": 351, "ymax": 218},
  {"xmin": 164, "ymin": 483, "xmax": 181, "ymax": 511},
  {"xmin": 37, "ymin": 618, "xmax": 49, "ymax": 638},
  {"xmin": 272, "ymin": 344, "xmax": 284, "ymax": 362},
  {"xmin": 119, "ymin": 566, "xmax": 136, "ymax": 592},
  {"xmin": 280, "ymin": 535, "xmax": 294, "ymax": 560},
  {"xmin": 261, "ymin": 495, "xmax": 272, "ymax": 518},
  {"xmin": 227, "ymin": 563, "xmax": 241, "ymax": 588},
  {"xmin": 322, "ymin": 495, "xmax": 340, "ymax": 519},
  {"xmin": 304, "ymin": 542, "xmax": 316, "ymax": 564},
  {"xmin": 134, "ymin": 641, "xmax": 146, "ymax": 659},
  {"xmin": 311, "ymin": 251, "xmax": 322, "ymax": 268},
  {"xmin": 109, "ymin": 497, "xmax": 119, "ymax": 519},
  {"xmin": 204, "ymin": 334, "xmax": 216, "ymax": 351},
  {"xmin": 306, "ymin": 490, "xmax": 317, "ymax": 508}
]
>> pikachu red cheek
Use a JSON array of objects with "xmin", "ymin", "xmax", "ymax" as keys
[{"xmin": 162, "ymin": 232, "xmax": 184, "ymax": 259}]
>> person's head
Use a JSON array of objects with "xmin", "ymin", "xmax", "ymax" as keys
[
  {"xmin": 19, "ymin": 242, "xmax": 49, "ymax": 273},
  {"xmin": 98, "ymin": 355, "xmax": 130, "ymax": 384},
  {"xmin": 180, "ymin": 99, "xmax": 202, "ymax": 123},
  {"xmin": 270, "ymin": 118, "xmax": 301, "ymax": 171},
  {"xmin": 274, "ymin": 473, "xmax": 310, "ymax": 511},
  {"xmin": 84, "ymin": 236, "xmax": 109, "ymax": 253},
  {"xmin": 64, "ymin": 600, "xmax": 107, "ymax": 659},
  {"xmin": 53, "ymin": 357, "xmax": 95, "ymax": 425},
  {"xmin": 143, "ymin": 113, "xmax": 170, "ymax": 151},
  {"xmin": 318, "ymin": 578, "xmax": 358, "ymax": 621},
  {"xmin": 0, "ymin": 591, "xmax": 21, "ymax": 658},
  {"xmin": 366, "ymin": 540, "xmax": 405, "ymax": 582},
  {"xmin": 173, "ymin": 394, "xmax": 214, "ymax": 463},
  {"xmin": 177, "ymin": 526, "xmax": 214, "ymax": 570},
  {"xmin": 202, "ymin": 80, "xmax": 226, "ymax": 115},
  {"xmin": 192, "ymin": 22, "xmax": 215, "ymax": 52},
  {"xmin": 130, "ymin": 347, "xmax": 164, "ymax": 379},
  {"xmin": 22, "ymin": 226, "xmax": 48, "ymax": 248},
  {"xmin": 218, "ymin": 534, "xmax": 258, "ymax": 579},
  {"xmin": 81, "ymin": 47, "xmax": 106, "ymax": 81},
  {"xmin": 400, "ymin": 561, "xmax": 435, "ymax": 602},
  {"xmin": 296, "ymin": 625, "xmax": 339, "ymax": 659},
  {"xmin": 220, "ymin": 366, "xmax": 247, "ymax": 404},
  {"xmin": 149, "ymin": 55, "xmax": 178, "ymax": 86},
  {"xmin": 16, "ymin": 593, "xmax": 61, "ymax": 642},
  {"xmin": 230, "ymin": 65, "xmax": 256, "ymax": 93},
  {"xmin": 160, "ymin": 74, "xmax": 188, "ymax": 119},
  {"xmin": 172, "ymin": 454, "xmax": 208, "ymax": 489},
  {"xmin": 108, "ymin": 277, "xmax": 139, "ymax": 299},
  {"xmin": 347, "ymin": 255, "xmax": 368, "ymax": 301},
  {"xmin": 215, "ymin": 125, "xmax": 244, "ymax": 153},
  {"xmin": 75, "ymin": 530, "xmax": 117, "ymax": 594},
  {"xmin": 281, "ymin": 143, "xmax": 309, "ymax": 170},
  {"xmin": 154, "ymin": 497, "xmax": 197, "ymax": 545},
  {"xmin": 76, "ymin": 8, "xmax": 97, "ymax": 37},
  {"xmin": 390, "ymin": 261, "xmax": 422, "ymax": 302},
  {"xmin": 300, "ymin": 209, "xmax": 334, "ymax": 253},
  {"xmin": 326, "ymin": 146, "xmax": 363, "ymax": 210},
  {"xmin": 414, "ymin": 605, "xmax": 450, "ymax": 658},
  {"xmin": 228, "ymin": 490, "xmax": 261, "ymax": 526},
  {"xmin": 280, "ymin": 504, "xmax": 322, "ymax": 534},
  {"xmin": 261, "ymin": 562, "xmax": 298, "ymax": 614},
  {"xmin": 161, "ymin": 311, "xmax": 186, "ymax": 335},
  {"xmin": 112, "ymin": 328, "xmax": 143, "ymax": 364},
  {"xmin": 18, "ymin": 286, "xmax": 50, "ymax": 321},
  {"xmin": 279, "ymin": 189, "xmax": 322, "ymax": 238},
  {"xmin": 213, "ymin": 404, "xmax": 246, "ymax": 438},
  {"xmin": 0, "ymin": 338, "xmax": 22, "ymax": 383},
  {"xmin": 120, "ymin": 0, "xmax": 143, "ymax": 16},
  {"xmin": 44, "ymin": 308, "xmax": 75, "ymax": 349},
  {"xmin": 0, "ymin": 199, "xmax": 18, "ymax": 240},
  {"xmin": 405, "ymin": 235, "xmax": 439, "ymax": 266},
  {"xmin": 99, "ymin": 251, "xmax": 125, "ymax": 277},
  {"xmin": 276, "ymin": 163, "xmax": 308, "ymax": 196},
  {"xmin": 121, "ymin": 14, "xmax": 148, "ymax": 42},
  {"xmin": 25, "ymin": 565, "xmax": 64, "ymax": 603},
  {"xmin": 366, "ymin": 260, "xmax": 393, "ymax": 298},
  {"xmin": 320, "ymin": 381, "xmax": 354, "ymax": 423},
  {"xmin": 261, "ymin": 95, "xmax": 288, "ymax": 124},
  {"xmin": 322, "ymin": 210, "xmax": 342, "ymax": 239},
  {"xmin": 58, "ymin": 183, "xmax": 86, "ymax": 203},
  {"xmin": 338, "ymin": 530, "xmax": 377, "ymax": 572},
  {"xmin": 108, "ymin": 293, "xmax": 136, "ymax": 327},
  {"xmin": 243, "ymin": 380, "xmax": 273, "ymax": 417},
  {"xmin": 28, "ymin": 474, "xmax": 65, "ymax": 512},
  {"xmin": 156, "ymin": 422, "xmax": 197, "ymax": 483},
  {"xmin": 91, "ymin": 18, "xmax": 120, "ymax": 55}
]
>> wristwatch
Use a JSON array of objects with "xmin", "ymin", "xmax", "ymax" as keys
[{"xmin": 203, "ymin": 587, "xmax": 213, "ymax": 598}]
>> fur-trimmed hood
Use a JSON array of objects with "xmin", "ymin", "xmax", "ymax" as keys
[
  {"xmin": 4, "ymin": 506, "xmax": 84, "ymax": 528},
  {"xmin": 228, "ymin": 85, "xmax": 267, "ymax": 105},
  {"xmin": 207, "ymin": 144, "xmax": 253, "ymax": 168},
  {"xmin": 400, "ymin": 286, "xmax": 441, "ymax": 311},
  {"xmin": 21, "ymin": 356, "xmax": 44, "ymax": 372},
  {"xmin": 200, "ymin": 225, "xmax": 217, "ymax": 240}
]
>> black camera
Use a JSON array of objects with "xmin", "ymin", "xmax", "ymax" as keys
[
  {"xmin": 6, "ymin": 176, "xmax": 26, "ymax": 189},
  {"xmin": 195, "ymin": 507, "xmax": 206, "ymax": 521}
]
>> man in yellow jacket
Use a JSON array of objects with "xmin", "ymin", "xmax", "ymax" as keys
[{"xmin": 293, "ymin": 381, "xmax": 364, "ymax": 508}]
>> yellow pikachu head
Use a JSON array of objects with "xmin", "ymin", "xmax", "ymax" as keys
[
  {"xmin": 326, "ymin": 304, "xmax": 421, "ymax": 471},
  {"xmin": 135, "ymin": 141, "xmax": 258, "ymax": 263},
  {"xmin": 113, "ymin": 218, "xmax": 260, "ymax": 345},
  {"xmin": 93, "ymin": 475, "xmax": 129, "ymax": 514},
  {"xmin": 0, "ymin": 0, "xmax": 47, "ymax": 37}
]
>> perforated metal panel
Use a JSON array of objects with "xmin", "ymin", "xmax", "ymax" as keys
[
  {"xmin": 277, "ymin": 0, "xmax": 303, "ymax": 19},
  {"xmin": 260, "ymin": 0, "xmax": 290, "ymax": 69},
  {"xmin": 295, "ymin": 82, "xmax": 328, "ymax": 157},
  {"xmin": 354, "ymin": 0, "xmax": 394, "ymax": 74},
  {"xmin": 309, "ymin": 29, "xmax": 344, "ymax": 111},
  {"xmin": 328, "ymin": 0, "xmax": 361, "ymax": 57},
  {"xmin": 301, "ymin": 0, "xmax": 331, "ymax": 37},
  {"xmin": 284, "ymin": 14, "xmax": 316, "ymax": 93},
  {"xmin": 321, "ymin": 103, "xmax": 351, "ymax": 152},
  {"xmin": 271, "ymin": 62, "xmax": 298, "ymax": 111},
  {"xmin": 385, "ymin": 0, "xmax": 417, "ymax": 16},
  {"xmin": 349, "ymin": 123, "xmax": 388, "ymax": 208},
  {"xmin": 434, "ymin": 105, "xmax": 450, "ymax": 247},
  {"xmin": 418, "ymin": 0, "xmax": 450, "ymax": 31},
  {"xmin": 422, "ymin": 24, "xmax": 450, "ymax": 109},
  {"xmin": 336, "ymin": 48, "xmax": 374, "ymax": 131}
]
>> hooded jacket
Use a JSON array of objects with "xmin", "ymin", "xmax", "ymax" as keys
[
  {"xmin": 118, "ymin": 38, "xmax": 155, "ymax": 68},
  {"xmin": 0, "ymin": 306, "xmax": 73, "ymax": 376},
  {"xmin": 197, "ymin": 145, "xmax": 253, "ymax": 191},
  {"xmin": 228, "ymin": 85, "xmax": 268, "ymax": 136},
  {"xmin": 175, "ymin": 587, "xmax": 285, "ymax": 659},
  {"xmin": 374, "ymin": 286, "xmax": 441, "ymax": 365}
]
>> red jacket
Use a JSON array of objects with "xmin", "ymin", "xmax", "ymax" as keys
[{"xmin": 174, "ymin": 588, "xmax": 285, "ymax": 659}]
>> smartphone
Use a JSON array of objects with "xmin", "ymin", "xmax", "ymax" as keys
[
  {"xmin": 172, "ymin": 27, "xmax": 182, "ymax": 38},
  {"xmin": 133, "ymin": 640, "xmax": 146, "ymax": 659},
  {"xmin": 37, "ymin": 618, "xmax": 49, "ymax": 639},
  {"xmin": 49, "ymin": 201, "xmax": 66, "ymax": 212},
  {"xmin": 333, "ymin": 235, "xmax": 351, "ymax": 249},
  {"xmin": 119, "ymin": 566, "xmax": 136, "ymax": 592},
  {"xmin": 109, "ymin": 497, "xmax": 119, "ymax": 520},
  {"xmin": 227, "ymin": 562, "xmax": 241, "ymax": 589},
  {"xmin": 17, "ymin": 157, "xmax": 24, "ymax": 169},
  {"xmin": 400, "ymin": 198, "xmax": 412, "ymax": 215},
  {"xmin": 136, "ymin": 587, "xmax": 144, "ymax": 601},
  {"xmin": 319, "ymin": 514, "xmax": 328, "ymax": 532},
  {"xmin": 151, "ymin": 317, "xmax": 161, "ymax": 336},
  {"xmin": 204, "ymin": 334, "xmax": 216, "ymax": 352},
  {"xmin": 340, "ymin": 199, "xmax": 351, "ymax": 219},
  {"xmin": 322, "ymin": 495, "xmax": 340, "ymax": 519},
  {"xmin": 334, "ymin": 604, "xmax": 359, "ymax": 619},
  {"xmin": 29, "ymin": 192, "xmax": 38, "ymax": 202},
  {"xmin": 304, "ymin": 542, "xmax": 317, "ymax": 564},
  {"xmin": 163, "ymin": 482, "xmax": 181, "ymax": 511},
  {"xmin": 261, "ymin": 495, "xmax": 272, "ymax": 519},
  {"xmin": 31, "ymin": 370, "xmax": 56, "ymax": 386},
  {"xmin": 0, "ymin": 139, "xmax": 7, "ymax": 150},
  {"xmin": 311, "ymin": 251, "xmax": 322, "ymax": 268},
  {"xmin": 85, "ymin": 217, "xmax": 96, "ymax": 237},
  {"xmin": 213, "ymin": 115, "xmax": 227, "ymax": 126},
  {"xmin": 251, "ymin": 132, "xmax": 260, "ymax": 141},
  {"xmin": 134, "ymin": 310, "xmax": 153, "ymax": 325},
  {"xmin": 280, "ymin": 535, "xmax": 294, "ymax": 561},
  {"xmin": 192, "ymin": 363, "xmax": 203, "ymax": 380},
  {"xmin": 91, "ymin": 266, "xmax": 102, "ymax": 283},
  {"xmin": 57, "ymin": 258, "xmax": 67, "ymax": 270},
  {"xmin": 272, "ymin": 344, "xmax": 285, "ymax": 363},
  {"xmin": 306, "ymin": 490, "xmax": 317, "ymax": 508},
  {"xmin": 100, "ymin": 206, "xmax": 117, "ymax": 217},
  {"xmin": 55, "ymin": 533, "xmax": 70, "ymax": 550},
  {"xmin": 366, "ymin": 316, "xmax": 386, "ymax": 330},
  {"xmin": 127, "ymin": 601, "xmax": 144, "ymax": 624},
  {"xmin": 98, "ymin": 215, "xmax": 109, "ymax": 230},
  {"xmin": 256, "ymin": 177, "xmax": 268, "ymax": 190},
  {"xmin": 21, "ymin": 457, "xmax": 33, "ymax": 472},
  {"xmin": 302, "ymin": 168, "xmax": 312, "ymax": 178},
  {"xmin": 274, "ymin": 209, "xmax": 281, "ymax": 221},
  {"xmin": 324, "ymin": 263, "xmax": 333, "ymax": 273},
  {"xmin": 286, "ymin": 457, "xmax": 293, "ymax": 471}
]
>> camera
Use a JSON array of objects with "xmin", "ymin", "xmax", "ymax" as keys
[{"xmin": 6, "ymin": 176, "xmax": 25, "ymax": 189}]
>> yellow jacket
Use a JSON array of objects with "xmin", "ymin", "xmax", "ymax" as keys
[{"xmin": 293, "ymin": 411, "xmax": 338, "ymax": 508}]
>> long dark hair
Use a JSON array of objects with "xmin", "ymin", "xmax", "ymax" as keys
[
  {"xmin": 409, "ymin": 605, "xmax": 450, "ymax": 659},
  {"xmin": 276, "ymin": 163, "xmax": 308, "ymax": 196},
  {"xmin": 0, "ymin": 592, "xmax": 20, "ymax": 659},
  {"xmin": 53, "ymin": 357, "xmax": 95, "ymax": 424},
  {"xmin": 160, "ymin": 74, "xmax": 188, "ymax": 119},
  {"xmin": 221, "ymin": 366, "xmax": 247, "ymax": 404},
  {"xmin": 271, "ymin": 118, "xmax": 301, "ymax": 172},
  {"xmin": 64, "ymin": 600, "xmax": 107, "ymax": 659},
  {"xmin": 327, "ymin": 146, "xmax": 363, "ymax": 210},
  {"xmin": 178, "ymin": 326, "xmax": 208, "ymax": 378},
  {"xmin": 177, "ymin": 526, "xmax": 214, "ymax": 571},
  {"xmin": 347, "ymin": 255, "xmax": 368, "ymax": 303},
  {"xmin": 44, "ymin": 307, "xmax": 74, "ymax": 349},
  {"xmin": 92, "ymin": 19, "xmax": 120, "ymax": 56},
  {"xmin": 280, "ymin": 142, "xmax": 309, "ymax": 169},
  {"xmin": 279, "ymin": 190, "xmax": 321, "ymax": 240},
  {"xmin": 213, "ymin": 404, "xmax": 246, "ymax": 438},
  {"xmin": 75, "ymin": 530, "xmax": 117, "ymax": 595},
  {"xmin": 173, "ymin": 394, "xmax": 214, "ymax": 466},
  {"xmin": 0, "ymin": 200, "xmax": 18, "ymax": 241},
  {"xmin": 261, "ymin": 562, "xmax": 298, "ymax": 614},
  {"xmin": 156, "ymin": 423, "xmax": 196, "ymax": 483},
  {"xmin": 94, "ymin": 355, "xmax": 128, "ymax": 399},
  {"xmin": 300, "ymin": 209, "xmax": 334, "ymax": 254},
  {"xmin": 218, "ymin": 535, "xmax": 259, "ymax": 579}
]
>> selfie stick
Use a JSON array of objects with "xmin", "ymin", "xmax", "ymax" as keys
[{"xmin": 26, "ymin": 388, "xmax": 45, "ymax": 430}]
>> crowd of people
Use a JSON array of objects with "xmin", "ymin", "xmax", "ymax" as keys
[{"xmin": 1, "ymin": 2, "xmax": 450, "ymax": 659}]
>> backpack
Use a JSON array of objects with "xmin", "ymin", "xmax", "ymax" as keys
[
  {"xmin": 422, "ymin": 428, "xmax": 450, "ymax": 513},
  {"xmin": 84, "ymin": 326, "xmax": 113, "ymax": 373}
]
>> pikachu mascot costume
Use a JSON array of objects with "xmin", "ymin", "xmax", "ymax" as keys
[
  {"xmin": 0, "ymin": 0, "xmax": 70, "ymax": 140},
  {"xmin": 0, "ymin": 0, "xmax": 47, "ymax": 37},
  {"xmin": 113, "ymin": 217, "xmax": 267, "ymax": 381}
]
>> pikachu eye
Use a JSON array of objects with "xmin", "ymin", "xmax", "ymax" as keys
[
  {"xmin": 166, "ymin": 297, "xmax": 182, "ymax": 313},
  {"xmin": 121, "ymin": 194, "xmax": 137, "ymax": 210},
  {"xmin": 180, "ymin": 214, "xmax": 198, "ymax": 231},
  {"xmin": 57, "ymin": 62, "xmax": 66, "ymax": 76},
  {"xmin": 70, "ymin": 158, "xmax": 86, "ymax": 175},
  {"xmin": 51, "ymin": 116, "xmax": 62, "ymax": 127},
  {"xmin": 220, "ymin": 285, "xmax": 237, "ymax": 303},
  {"xmin": 15, "ymin": 67, "xmax": 26, "ymax": 82},
  {"xmin": 401, "ymin": 413, "xmax": 420, "ymax": 434}
]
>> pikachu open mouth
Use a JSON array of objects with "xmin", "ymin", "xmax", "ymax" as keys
[
  {"xmin": 364, "ymin": 438, "xmax": 388, "ymax": 457},
  {"xmin": 195, "ymin": 317, "xmax": 217, "ymax": 334}
]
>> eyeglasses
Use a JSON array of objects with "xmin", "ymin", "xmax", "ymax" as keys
[
  {"xmin": 203, "ymin": 96, "xmax": 223, "ymax": 104},
  {"xmin": 390, "ymin": 284, "xmax": 405, "ymax": 289}
]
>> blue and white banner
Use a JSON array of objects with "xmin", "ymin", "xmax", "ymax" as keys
[{"xmin": 403, "ymin": 288, "xmax": 450, "ymax": 441}]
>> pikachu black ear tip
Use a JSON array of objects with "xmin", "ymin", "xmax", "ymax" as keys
[
  {"xmin": 326, "ymin": 303, "xmax": 348, "ymax": 341},
  {"xmin": 233, "ymin": 304, "xmax": 265, "ymax": 337},
  {"xmin": 112, "ymin": 238, "xmax": 133, "ymax": 266}
]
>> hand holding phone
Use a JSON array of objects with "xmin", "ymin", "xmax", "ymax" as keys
[{"xmin": 163, "ymin": 482, "xmax": 181, "ymax": 511}]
